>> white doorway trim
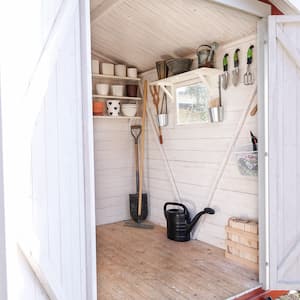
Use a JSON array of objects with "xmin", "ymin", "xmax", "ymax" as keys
[
  {"xmin": 79, "ymin": 0, "xmax": 97, "ymax": 299},
  {"xmin": 0, "ymin": 76, "xmax": 8, "ymax": 300}
]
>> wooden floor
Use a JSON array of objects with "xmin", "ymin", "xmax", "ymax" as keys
[{"xmin": 97, "ymin": 222, "xmax": 259, "ymax": 300}]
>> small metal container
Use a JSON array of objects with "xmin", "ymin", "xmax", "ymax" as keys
[
  {"xmin": 156, "ymin": 61, "xmax": 168, "ymax": 80},
  {"xmin": 209, "ymin": 106, "xmax": 224, "ymax": 123},
  {"xmin": 158, "ymin": 114, "xmax": 168, "ymax": 127},
  {"xmin": 166, "ymin": 58, "xmax": 193, "ymax": 76}
]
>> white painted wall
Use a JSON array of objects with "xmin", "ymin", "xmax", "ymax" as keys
[
  {"xmin": 94, "ymin": 119, "xmax": 136, "ymax": 225},
  {"xmin": 92, "ymin": 36, "xmax": 259, "ymax": 250},
  {"xmin": 143, "ymin": 35, "xmax": 258, "ymax": 249}
]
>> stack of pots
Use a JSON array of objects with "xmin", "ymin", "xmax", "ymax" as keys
[{"xmin": 92, "ymin": 61, "xmax": 139, "ymax": 117}]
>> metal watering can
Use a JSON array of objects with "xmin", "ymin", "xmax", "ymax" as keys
[
  {"xmin": 164, "ymin": 202, "xmax": 215, "ymax": 242},
  {"xmin": 196, "ymin": 42, "xmax": 218, "ymax": 68}
]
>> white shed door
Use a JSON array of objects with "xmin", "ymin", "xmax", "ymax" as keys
[
  {"xmin": 1, "ymin": 0, "xmax": 95, "ymax": 299},
  {"xmin": 268, "ymin": 15, "xmax": 300, "ymax": 290}
]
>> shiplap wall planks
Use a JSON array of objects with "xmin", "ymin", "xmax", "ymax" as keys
[
  {"xmin": 143, "ymin": 35, "xmax": 258, "ymax": 249},
  {"xmin": 1, "ymin": 1, "xmax": 88, "ymax": 299},
  {"xmin": 94, "ymin": 119, "xmax": 136, "ymax": 225}
]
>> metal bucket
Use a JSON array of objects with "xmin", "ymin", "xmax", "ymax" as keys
[
  {"xmin": 196, "ymin": 44, "xmax": 216, "ymax": 68},
  {"xmin": 156, "ymin": 61, "xmax": 168, "ymax": 79},
  {"xmin": 209, "ymin": 106, "xmax": 224, "ymax": 123},
  {"xmin": 158, "ymin": 114, "xmax": 168, "ymax": 127}
]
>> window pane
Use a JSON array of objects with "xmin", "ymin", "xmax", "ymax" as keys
[{"xmin": 176, "ymin": 83, "xmax": 209, "ymax": 124}]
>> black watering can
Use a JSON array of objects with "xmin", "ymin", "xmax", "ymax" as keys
[{"xmin": 164, "ymin": 202, "xmax": 215, "ymax": 242}]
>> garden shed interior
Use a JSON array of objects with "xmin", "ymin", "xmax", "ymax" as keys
[
  {"xmin": 91, "ymin": 1, "xmax": 265, "ymax": 299},
  {"xmin": 1, "ymin": 0, "xmax": 300, "ymax": 299}
]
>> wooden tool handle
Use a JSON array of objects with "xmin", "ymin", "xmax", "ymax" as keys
[
  {"xmin": 250, "ymin": 104, "xmax": 257, "ymax": 116},
  {"xmin": 158, "ymin": 128, "xmax": 163, "ymax": 144},
  {"xmin": 138, "ymin": 80, "xmax": 148, "ymax": 217}
]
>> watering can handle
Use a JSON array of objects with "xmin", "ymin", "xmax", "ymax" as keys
[
  {"xmin": 196, "ymin": 44, "xmax": 212, "ymax": 53},
  {"xmin": 164, "ymin": 202, "xmax": 188, "ymax": 219}
]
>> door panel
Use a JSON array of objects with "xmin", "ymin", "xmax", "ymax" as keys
[
  {"xmin": 268, "ymin": 15, "xmax": 300, "ymax": 290},
  {"xmin": 0, "ymin": 0, "xmax": 93, "ymax": 299}
]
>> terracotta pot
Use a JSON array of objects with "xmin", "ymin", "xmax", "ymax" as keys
[
  {"xmin": 126, "ymin": 85, "xmax": 138, "ymax": 97},
  {"xmin": 93, "ymin": 101, "xmax": 105, "ymax": 116}
]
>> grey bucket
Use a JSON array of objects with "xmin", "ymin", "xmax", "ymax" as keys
[
  {"xmin": 158, "ymin": 114, "xmax": 168, "ymax": 127},
  {"xmin": 209, "ymin": 106, "xmax": 224, "ymax": 123}
]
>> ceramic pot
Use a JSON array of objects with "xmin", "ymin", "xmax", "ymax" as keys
[
  {"xmin": 96, "ymin": 83, "xmax": 110, "ymax": 96},
  {"xmin": 92, "ymin": 60, "xmax": 99, "ymax": 74},
  {"xmin": 127, "ymin": 67, "xmax": 138, "ymax": 78},
  {"xmin": 115, "ymin": 64, "xmax": 127, "ymax": 77},
  {"xmin": 101, "ymin": 63, "xmax": 114, "ymax": 75},
  {"xmin": 106, "ymin": 100, "xmax": 120, "ymax": 116},
  {"xmin": 111, "ymin": 85, "xmax": 125, "ymax": 97},
  {"xmin": 126, "ymin": 85, "xmax": 138, "ymax": 97},
  {"xmin": 121, "ymin": 104, "xmax": 137, "ymax": 117}
]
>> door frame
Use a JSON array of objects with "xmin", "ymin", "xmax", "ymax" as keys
[
  {"xmin": 0, "ymin": 74, "xmax": 8, "ymax": 300},
  {"xmin": 79, "ymin": 0, "xmax": 97, "ymax": 299},
  {"xmin": 257, "ymin": 17, "xmax": 269, "ymax": 290},
  {"xmin": 81, "ymin": 1, "xmax": 275, "ymax": 297}
]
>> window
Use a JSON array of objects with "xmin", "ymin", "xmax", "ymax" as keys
[{"xmin": 176, "ymin": 83, "xmax": 209, "ymax": 125}]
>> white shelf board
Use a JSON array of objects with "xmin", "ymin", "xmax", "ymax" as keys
[
  {"xmin": 92, "ymin": 95, "xmax": 142, "ymax": 101},
  {"xmin": 150, "ymin": 67, "xmax": 222, "ymax": 86},
  {"xmin": 92, "ymin": 74, "xmax": 141, "ymax": 84},
  {"xmin": 93, "ymin": 115, "xmax": 141, "ymax": 120},
  {"xmin": 149, "ymin": 67, "xmax": 222, "ymax": 102}
]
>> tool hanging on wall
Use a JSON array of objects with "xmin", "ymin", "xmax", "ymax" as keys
[
  {"xmin": 150, "ymin": 85, "xmax": 163, "ymax": 144},
  {"xmin": 244, "ymin": 45, "xmax": 254, "ymax": 85},
  {"xmin": 221, "ymin": 53, "xmax": 229, "ymax": 89},
  {"xmin": 158, "ymin": 93, "xmax": 168, "ymax": 127},
  {"xmin": 250, "ymin": 131, "xmax": 258, "ymax": 151},
  {"xmin": 232, "ymin": 48, "xmax": 240, "ymax": 86},
  {"xmin": 250, "ymin": 104, "xmax": 257, "ymax": 116}
]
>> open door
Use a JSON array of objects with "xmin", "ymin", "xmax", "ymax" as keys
[
  {"xmin": 0, "ymin": 0, "xmax": 96, "ymax": 299},
  {"xmin": 267, "ymin": 15, "xmax": 300, "ymax": 290}
]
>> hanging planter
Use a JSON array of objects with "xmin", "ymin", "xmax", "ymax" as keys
[
  {"xmin": 235, "ymin": 144, "xmax": 258, "ymax": 176},
  {"xmin": 208, "ymin": 75, "xmax": 224, "ymax": 123},
  {"xmin": 158, "ymin": 93, "xmax": 168, "ymax": 127}
]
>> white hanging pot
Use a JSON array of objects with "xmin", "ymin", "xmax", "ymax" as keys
[
  {"xmin": 158, "ymin": 114, "xmax": 168, "ymax": 127},
  {"xmin": 209, "ymin": 106, "xmax": 224, "ymax": 122},
  {"xmin": 158, "ymin": 93, "xmax": 168, "ymax": 127}
]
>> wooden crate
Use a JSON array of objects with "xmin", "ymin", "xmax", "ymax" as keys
[{"xmin": 225, "ymin": 217, "xmax": 259, "ymax": 271}]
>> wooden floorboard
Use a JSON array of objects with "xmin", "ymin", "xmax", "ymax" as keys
[{"xmin": 97, "ymin": 222, "xmax": 259, "ymax": 300}]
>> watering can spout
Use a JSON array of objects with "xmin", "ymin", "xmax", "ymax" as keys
[{"xmin": 187, "ymin": 207, "xmax": 215, "ymax": 233}]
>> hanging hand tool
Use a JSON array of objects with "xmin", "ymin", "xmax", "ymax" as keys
[
  {"xmin": 232, "ymin": 48, "xmax": 240, "ymax": 86},
  {"xmin": 244, "ymin": 45, "xmax": 254, "ymax": 85},
  {"xmin": 250, "ymin": 131, "xmax": 258, "ymax": 151},
  {"xmin": 250, "ymin": 104, "xmax": 257, "ymax": 116},
  {"xmin": 221, "ymin": 53, "xmax": 229, "ymax": 90},
  {"xmin": 150, "ymin": 85, "xmax": 163, "ymax": 144}
]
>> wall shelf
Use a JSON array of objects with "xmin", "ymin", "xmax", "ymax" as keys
[
  {"xmin": 92, "ymin": 74, "xmax": 141, "ymax": 84},
  {"xmin": 149, "ymin": 67, "xmax": 222, "ymax": 101},
  {"xmin": 93, "ymin": 115, "xmax": 141, "ymax": 120},
  {"xmin": 92, "ymin": 95, "xmax": 142, "ymax": 101}
]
